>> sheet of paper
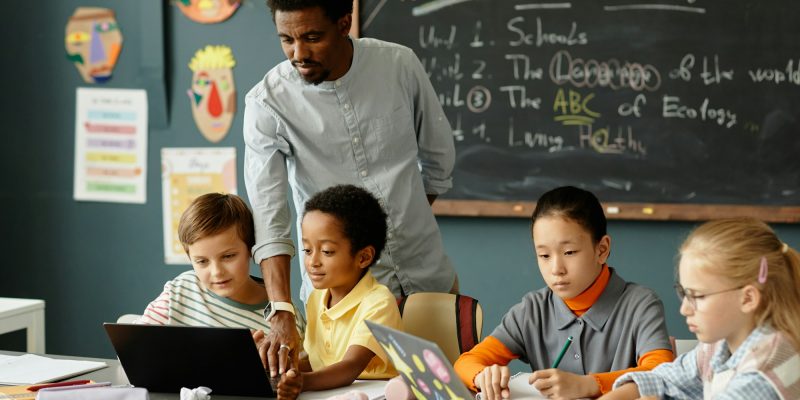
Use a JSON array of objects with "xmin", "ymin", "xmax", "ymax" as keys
[
  {"xmin": 298, "ymin": 380, "xmax": 387, "ymax": 400},
  {"xmin": 0, "ymin": 354, "xmax": 106, "ymax": 385},
  {"xmin": 475, "ymin": 373, "xmax": 547, "ymax": 400},
  {"xmin": 506, "ymin": 373, "xmax": 547, "ymax": 400},
  {"xmin": 161, "ymin": 147, "xmax": 237, "ymax": 264},
  {"xmin": 73, "ymin": 88, "xmax": 148, "ymax": 203}
]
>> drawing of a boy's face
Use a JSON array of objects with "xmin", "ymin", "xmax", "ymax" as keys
[
  {"xmin": 188, "ymin": 46, "xmax": 237, "ymax": 143},
  {"xmin": 177, "ymin": 0, "xmax": 241, "ymax": 24},
  {"xmin": 65, "ymin": 7, "xmax": 123, "ymax": 84}
]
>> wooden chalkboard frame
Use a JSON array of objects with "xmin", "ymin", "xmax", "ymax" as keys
[{"xmin": 433, "ymin": 200, "xmax": 800, "ymax": 223}]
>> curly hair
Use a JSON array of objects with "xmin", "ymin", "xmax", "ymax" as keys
[
  {"xmin": 266, "ymin": 0, "xmax": 353, "ymax": 23},
  {"xmin": 303, "ymin": 185, "xmax": 388, "ymax": 265}
]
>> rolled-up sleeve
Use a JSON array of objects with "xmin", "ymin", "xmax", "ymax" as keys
[
  {"xmin": 243, "ymin": 91, "xmax": 296, "ymax": 263},
  {"xmin": 407, "ymin": 50, "xmax": 455, "ymax": 195}
]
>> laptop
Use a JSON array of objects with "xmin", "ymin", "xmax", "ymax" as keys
[
  {"xmin": 365, "ymin": 322, "xmax": 550, "ymax": 400},
  {"xmin": 365, "ymin": 321, "xmax": 474, "ymax": 400},
  {"xmin": 104, "ymin": 323, "xmax": 276, "ymax": 397}
]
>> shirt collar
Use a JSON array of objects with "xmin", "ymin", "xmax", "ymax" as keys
[
  {"xmin": 554, "ymin": 266, "xmax": 625, "ymax": 331},
  {"xmin": 564, "ymin": 264, "xmax": 610, "ymax": 313},
  {"xmin": 320, "ymin": 270, "xmax": 377, "ymax": 320},
  {"xmin": 202, "ymin": 275, "xmax": 269, "ymax": 311},
  {"xmin": 710, "ymin": 325, "xmax": 772, "ymax": 372}
]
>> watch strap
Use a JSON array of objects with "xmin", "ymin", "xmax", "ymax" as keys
[{"xmin": 264, "ymin": 301, "xmax": 296, "ymax": 321}]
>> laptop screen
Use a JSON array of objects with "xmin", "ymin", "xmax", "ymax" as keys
[{"xmin": 365, "ymin": 321, "xmax": 474, "ymax": 400}]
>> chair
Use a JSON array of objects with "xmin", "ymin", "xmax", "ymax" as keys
[
  {"xmin": 397, "ymin": 293, "xmax": 483, "ymax": 364},
  {"xmin": 669, "ymin": 336, "xmax": 699, "ymax": 356},
  {"xmin": 674, "ymin": 339, "xmax": 698, "ymax": 355},
  {"xmin": 116, "ymin": 314, "xmax": 142, "ymax": 324}
]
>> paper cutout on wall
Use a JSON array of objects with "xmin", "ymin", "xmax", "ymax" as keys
[
  {"xmin": 65, "ymin": 7, "xmax": 123, "ymax": 84},
  {"xmin": 188, "ymin": 45, "xmax": 236, "ymax": 143},
  {"xmin": 177, "ymin": 0, "xmax": 241, "ymax": 24}
]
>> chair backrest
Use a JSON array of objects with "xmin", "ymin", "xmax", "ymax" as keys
[
  {"xmin": 397, "ymin": 292, "xmax": 483, "ymax": 364},
  {"xmin": 674, "ymin": 338, "xmax": 698, "ymax": 356},
  {"xmin": 117, "ymin": 314, "xmax": 142, "ymax": 324}
]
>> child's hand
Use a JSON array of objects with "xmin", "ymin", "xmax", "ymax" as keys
[
  {"xmin": 475, "ymin": 364, "xmax": 511, "ymax": 400},
  {"xmin": 277, "ymin": 368, "xmax": 303, "ymax": 400},
  {"xmin": 529, "ymin": 369, "xmax": 599, "ymax": 400}
]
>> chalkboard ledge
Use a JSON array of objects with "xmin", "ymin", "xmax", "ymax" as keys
[{"xmin": 433, "ymin": 200, "xmax": 800, "ymax": 223}]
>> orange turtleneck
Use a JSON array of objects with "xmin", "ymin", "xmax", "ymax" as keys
[
  {"xmin": 453, "ymin": 264, "xmax": 674, "ymax": 394},
  {"xmin": 564, "ymin": 263, "xmax": 611, "ymax": 317}
]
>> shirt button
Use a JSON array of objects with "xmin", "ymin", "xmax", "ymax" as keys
[
  {"xmin": 325, "ymin": 342, "xmax": 331, "ymax": 349},
  {"xmin": 335, "ymin": 80, "xmax": 341, "ymax": 87},
  {"xmin": 578, "ymin": 319, "xmax": 583, "ymax": 325},
  {"xmin": 344, "ymin": 103, "xmax": 350, "ymax": 110},
  {"xmin": 574, "ymin": 353, "xmax": 581, "ymax": 360},
  {"xmin": 353, "ymin": 137, "xmax": 359, "ymax": 144},
  {"xmin": 361, "ymin": 170, "xmax": 368, "ymax": 177}
]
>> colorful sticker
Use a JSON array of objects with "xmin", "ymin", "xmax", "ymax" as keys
[
  {"xmin": 188, "ymin": 45, "xmax": 236, "ymax": 143},
  {"xmin": 423, "ymin": 349, "xmax": 451, "ymax": 383},
  {"xmin": 65, "ymin": 7, "xmax": 123, "ymax": 84},
  {"xmin": 177, "ymin": 0, "xmax": 241, "ymax": 24}
]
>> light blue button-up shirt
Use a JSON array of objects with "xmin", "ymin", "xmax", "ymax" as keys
[
  {"xmin": 614, "ymin": 326, "xmax": 780, "ymax": 399},
  {"xmin": 243, "ymin": 37, "xmax": 456, "ymax": 301}
]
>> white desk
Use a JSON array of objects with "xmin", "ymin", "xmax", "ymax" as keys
[
  {"xmin": 0, "ymin": 350, "xmax": 387, "ymax": 400},
  {"xmin": 0, "ymin": 298, "xmax": 45, "ymax": 353}
]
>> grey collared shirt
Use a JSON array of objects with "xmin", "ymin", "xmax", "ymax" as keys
[
  {"xmin": 491, "ymin": 268, "xmax": 672, "ymax": 374},
  {"xmin": 243, "ymin": 37, "xmax": 456, "ymax": 300}
]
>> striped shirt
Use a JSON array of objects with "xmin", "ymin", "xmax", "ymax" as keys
[
  {"xmin": 137, "ymin": 270, "xmax": 305, "ymax": 335},
  {"xmin": 614, "ymin": 326, "xmax": 799, "ymax": 399}
]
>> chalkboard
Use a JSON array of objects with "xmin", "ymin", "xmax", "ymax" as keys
[{"xmin": 360, "ymin": 1, "xmax": 800, "ymax": 221}]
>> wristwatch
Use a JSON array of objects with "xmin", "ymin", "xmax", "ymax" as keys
[{"xmin": 263, "ymin": 301, "xmax": 295, "ymax": 321}]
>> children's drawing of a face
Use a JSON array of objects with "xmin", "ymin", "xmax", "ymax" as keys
[
  {"xmin": 65, "ymin": 7, "xmax": 123, "ymax": 84},
  {"xmin": 188, "ymin": 45, "xmax": 236, "ymax": 143},
  {"xmin": 177, "ymin": 0, "xmax": 241, "ymax": 24}
]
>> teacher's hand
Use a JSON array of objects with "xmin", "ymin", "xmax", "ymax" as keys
[{"xmin": 255, "ymin": 312, "xmax": 302, "ymax": 377}]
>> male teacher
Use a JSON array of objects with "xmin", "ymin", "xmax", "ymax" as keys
[{"xmin": 243, "ymin": 0, "xmax": 458, "ymax": 376}]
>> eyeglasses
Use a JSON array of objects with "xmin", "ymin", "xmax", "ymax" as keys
[{"xmin": 674, "ymin": 283, "xmax": 744, "ymax": 310}]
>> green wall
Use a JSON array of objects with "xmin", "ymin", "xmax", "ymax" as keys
[{"xmin": 2, "ymin": 1, "xmax": 798, "ymax": 360}]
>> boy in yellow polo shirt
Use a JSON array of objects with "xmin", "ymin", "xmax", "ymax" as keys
[{"xmin": 276, "ymin": 185, "xmax": 403, "ymax": 399}]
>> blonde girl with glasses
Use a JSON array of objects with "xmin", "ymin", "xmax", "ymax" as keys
[{"xmin": 601, "ymin": 217, "xmax": 800, "ymax": 400}]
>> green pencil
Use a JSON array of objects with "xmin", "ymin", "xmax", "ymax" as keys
[{"xmin": 551, "ymin": 336, "xmax": 574, "ymax": 368}]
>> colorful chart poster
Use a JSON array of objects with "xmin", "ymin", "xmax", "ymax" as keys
[
  {"xmin": 73, "ymin": 88, "xmax": 148, "ymax": 203},
  {"xmin": 161, "ymin": 147, "xmax": 237, "ymax": 264}
]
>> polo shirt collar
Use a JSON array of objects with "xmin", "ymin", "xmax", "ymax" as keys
[
  {"xmin": 320, "ymin": 270, "xmax": 376, "ymax": 320},
  {"xmin": 554, "ymin": 267, "xmax": 626, "ymax": 331}
]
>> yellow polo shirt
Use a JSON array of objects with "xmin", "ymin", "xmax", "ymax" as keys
[{"xmin": 304, "ymin": 270, "xmax": 402, "ymax": 379}]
